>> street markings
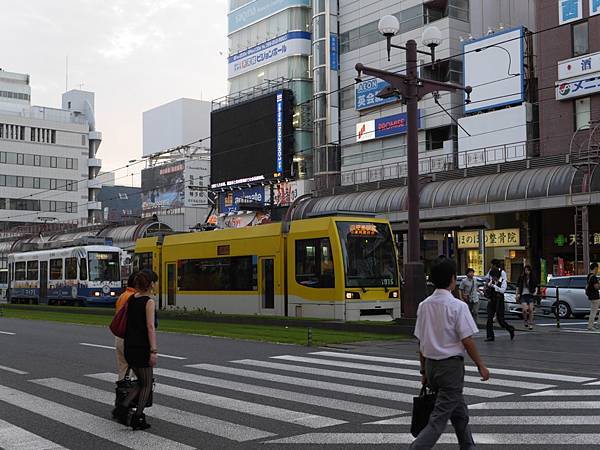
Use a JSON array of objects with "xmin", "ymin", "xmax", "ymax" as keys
[
  {"xmin": 0, "ymin": 417, "xmax": 65, "ymax": 450},
  {"xmin": 0, "ymin": 385, "xmax": 193, "ymax": 449},
  {"xmin": 0, "ymin": 331, "xmax": 16, "ymax": 335},
  {"xmin": 31, "ymin": 377, "xmax": 274, "ymax": 442},
  {"xmin": 79, "ymin": 342, "xmax": 187, "ymax": 360},
  {"xmin": 309, "ymin": 351, "xmax": 594, "ymax": 383},
  {"xmin": 0, "ymin": 364, "xmax": 28, "ymax": 375},
  {"xmin": 0, "ymin": 349, "xmax": 598, "ymax": 447}
]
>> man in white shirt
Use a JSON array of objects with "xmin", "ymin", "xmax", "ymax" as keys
[
  {"xmin": 459, "ymin": 268, "xmax": 479, "ymax": 321},
  {"xmin": 485, "ymin": 268, "xmax": 515, "ymax": 342},
  {"xmin": 411, "ymin": 257, "xmax": 490, "ymax": 450}
]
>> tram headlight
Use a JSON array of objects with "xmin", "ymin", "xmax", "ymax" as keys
[
  {"xmin": 94, "ymin": 291, "xmax": 100, "ymax": 297},
  {"xmin": 389, "ymin": 290, "xmax": 399, "ymax": 299},
  {"xmin": 110, "ymin": 291, "xmax": 116, "ymax": 296},
  {"xmin": 345, "ymin": 292, "xmax": 360, "ymax": 300}
]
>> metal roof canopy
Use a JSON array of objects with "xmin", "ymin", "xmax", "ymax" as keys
[{"xmin": 295, "ymin": 165, "xmax": 599, "ymax": 221}]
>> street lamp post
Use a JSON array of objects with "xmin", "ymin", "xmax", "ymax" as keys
[{"xmin": 355, "ymin": 16, "xmax": 472, "ymax": 318}]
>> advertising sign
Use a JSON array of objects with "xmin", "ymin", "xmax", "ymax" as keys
[
  {"xmin": 211, "ymin": 90, "xmax": 294, "ymax": 188},
  {"xmin": 355, "ymin": 78, "xmax": 396, "ymax": 111},
  {"xmin": 330, "ymin": 33, "xmax": 339, "ymax": 71},
  {"xmin": 141, "ymin": 161, "xmax": 185, "ymax": 214},
  {"xmin": 558, "ymin": 0, "xmax": 582, "ymax": 24},
  {"xmin": 592, "ymin": 0, "xmax": 600, "ymax": 16},
  {"xmin": 219, "ymin": 186, "xmax": 266, "ymax": 213},
  {"xmin": 273, "ymin": 181, "xmax": 304, "ymax": 207},
  {"xmin": 355, "ymin": 111, "xmax": 419, "ymax": 143},
  {"xmin": 184, "ymin": 159, "xmax": 209, "ymax": 207},
  {"xmin": 228, "ymin": 31, "xmax": 311, "ymax": 79},
  {"xmin": 555, "ymin": 73, "xmax": 600, "ymax": 100},
  {"xmin": 228, "ymin": 0, "xmax": 310, "ymax": 34},
  {"xmin": 558, "ymin": 50, "xmax": 600, "ymax": 80},
  {"xmin": 463, "ymin": 27, "xmax": 524, "ymax": 113},
  {"xmin": 457, "ymin": 228, "xmax": 521, "ymax": 249}
]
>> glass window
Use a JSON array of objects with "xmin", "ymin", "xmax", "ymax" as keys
[
  {"xmin": 295, "ymin": 238, "xmax": 335, "ymax": 288},
  {"xmin": 16, "ymin": 176, "xmax": 23, "ymax": 187},
  {"xmin": 0, "ymin": 152, "xmax": 5, "ymax": 163},
  {"xmin": 80, "ymin": 258, "xmax": 87, "ymax": 281},
  {"xmin": 24, "ymin": 154, "xmax": 34, "ymax": 166},
  {"xmin": 0, "ymin": 175, "xmax": 4, "ymax": 186},
  {"xmin": 0, "ymin": 270, "xmax": 7, "ymax": 284},
  {"xmin": 23, "ymin": 177, "xmax": 33, "ymax": 189},
  {"xmin": 177, "ymin": 256, "xmax": 258, "ymax": 291},
  {"xmin": 57, "ymin": 157, "xmax": 67, "ymax": 169},
  {"xmin": 548, "ymin": 277, "xmax": 570, "ymax": 288},
  {"xmin": 88, "ymin": 252, "xmax": 121, "ymax": 282},
  {"xmin": 17, "ymin": 153, "xmax": 24, "ymax": 164},
  {"xmin": 15, "ymin": 262, "xmax": 26, "ymax": 281},
  {"xmin": 50, "ymin": 156, "xmax": 57, "ymax": 168},
  {"xmin": 41, "ymin": 156, "xmax": 50, "ymax": 167},
  {"xmin": 6, "ymin": 176, "xmax": 16, "ymax": 187},
  {"xmin": 6, "ymin": 152, "xmax": 17, "ymax": 164},
  {"xmin": 65, "ymin": 257, "xmax": 78, "ymax": 280},
  {"xmin": 569, "ymin": 277, "xmax": 588, "ymax": 289},
  {"xmin": 26, "ymin": 260, "xmax": 38, "ymax": 281},
  {"xmin": 39, "ymin": 178, "xmax": 50, "ymax": 189},
  {"xmin": 572, "ymin": 21, "xmax": 588, "ymax": 57},
  {"xmin": 575, "ymin": 97, "xmax": 591, "ymax": 129},
  {"xmin": 336, "ymin": 222, "xmax": 398, "ymax": 288},
  {"xmin": 133, "ymin": 252, "xmax": 153, "ymax": 272},
  {"xmin": 50, "ymin": 259, "xmax": 63, "ymax": 280},
  {"xmin": 66, "ymin": 158, "xmax": 73, "ymax": 169}
]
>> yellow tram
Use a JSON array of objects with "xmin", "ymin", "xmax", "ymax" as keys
[{"xmin": 133, "ymin": 215, "xmax": 401, "ymax": 321}]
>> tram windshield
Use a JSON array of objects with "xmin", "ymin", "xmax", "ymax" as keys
[
  {"xmin": 88, "ymin": 252, "xmax": 120, "ymax": 282},
  {"xmin": 336, "ymin": 222, "xmax": 398, "ymax": 288}
]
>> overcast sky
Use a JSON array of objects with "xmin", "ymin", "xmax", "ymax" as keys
[{"xmin": 0, "ymin": 0, "xmax": 228, "ymax": 183}]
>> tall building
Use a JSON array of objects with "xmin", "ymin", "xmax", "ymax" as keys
[
  {"xmin": 141, "ymin": 98, "xmax": 211, "ymax": 232},
  {"xmin": 0, "ymin": 69, "xmax": 103, "ymax": 233}
]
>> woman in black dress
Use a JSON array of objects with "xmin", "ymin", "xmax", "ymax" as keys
[{"xmin": 119, "ymin": 270, "xmax": 158, "ymax": 430}]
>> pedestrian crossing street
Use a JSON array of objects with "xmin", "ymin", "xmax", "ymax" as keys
[{"xmin": 0, "ymin": 350, "xmax": 599, "ymax": 448}]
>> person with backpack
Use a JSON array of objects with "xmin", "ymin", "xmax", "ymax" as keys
[
  {"xmin": 586, "ymin": 262, "xmax": 600, "ymax": 331},
  {"xmin": 516, "ymin": 265, "xmax": 538, "ymax": 330}
]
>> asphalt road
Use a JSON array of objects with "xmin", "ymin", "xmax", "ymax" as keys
[{"xmin": 0, "ymin": 316, "xmax": 599, "ymax": 449}]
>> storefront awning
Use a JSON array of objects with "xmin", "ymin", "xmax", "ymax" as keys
[{"xmin": 295, "ymin": 165, "xmax": 600, "ymax": 222}]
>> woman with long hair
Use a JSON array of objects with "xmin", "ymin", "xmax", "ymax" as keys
[
  {"xmin": 517, "ymin": 265, "xmax": 538, "ymax": 330},
  {"xmin": 115, "ymin": 270, "xmax": 158, "ymax": 430}
]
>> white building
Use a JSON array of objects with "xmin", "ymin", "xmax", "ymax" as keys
[
  {"xmin": 142, "ymin": 98, "xmax": 211, "ymax": 232},
  {"xmin": 0, "ymin": 69, "xmax": 103, "ymax": 232}
]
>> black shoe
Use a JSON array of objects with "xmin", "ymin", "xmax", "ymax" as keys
[
  {"xmin": 484, "ymin": 338, "xmax": 494, "ymax": 342},
  {"xmin": 131, "ymin": 413, "xmax": 151, "ymax": 431},
  {"xmin": 509, "ymin": 329, "xmax": 515, "ymax": 340},
  {"xmin": 112, "ymin": 405, "xmax": 130, "ymax": 425}
]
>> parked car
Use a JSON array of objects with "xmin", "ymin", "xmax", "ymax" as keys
[{"xmin": 539, "ymin": 275, "xmax": 590, "ymax": 319}]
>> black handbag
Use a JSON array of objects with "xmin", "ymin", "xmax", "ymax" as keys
[
  {"xmin": 115, "ymin": 368, "xmax": 154, "ymax": 408},
  {"xmin": 411, "ymin": 385, "xmax": 437, "ymax": 438}
]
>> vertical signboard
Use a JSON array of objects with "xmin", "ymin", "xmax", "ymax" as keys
[
  {"xmin": 559, "ymin": 0, "xmax": 583, "ymax": 24},
  {"xmin": 330, "ymin": 33, "xmax": 339, "ymax": 71},
  {"xmin": 592, "ymin": 0, "xmax": 600, "ymax": 16},
  {"xmin": 276, "ymin": 92, "xmax": 283, "ymax": 174}
]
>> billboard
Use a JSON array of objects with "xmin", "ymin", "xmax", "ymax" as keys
[
  {"xmin": 210, "ymin": 90, "xmax": 294, "ymax": 188},
  {"xmin": 463, "ymin": 27, "xmax": 525, "ymax": 113},
  {"xmin": 218, "ymin": 186, "xmax": 266, "ymax": 213},
  {"xmin": 141, "ymin": 161, "xmax": 185, "ymax": 214},
  {"xmin": 356, "ymin": 111, "xmax": 420, "ymax": 142},
  {"xmin": 228, "ymin": 31, "xmax": 311, "ymax": 79},
  {"xmin": 558, "ymin": 50, "xmax": 600, "ymax": 80},
  {"xmin": 355, "ymin": 79, "xmax": 396, "ymax": 111},
  {"xmin": 228, "ymin": 0, "xmax": 310, "ymax": 34},
  {"xmin": 555, "ymin": 73, "xmax": 600, "ymax": 100},
  {"xmin": 184, "ymin": 159, "xmax": 210, "ymax": 207}
]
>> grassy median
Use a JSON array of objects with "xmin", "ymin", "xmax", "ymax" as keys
[{"xmin": 0, "ymin": 307, "xmax": 409, "ymax": 346}]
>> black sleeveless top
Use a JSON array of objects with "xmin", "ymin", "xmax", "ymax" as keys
[{"xmin": 124, "ymin": 295, "xmax": 151, "ymax": 368}]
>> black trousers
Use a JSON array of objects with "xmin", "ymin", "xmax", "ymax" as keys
[{"xmin": 486, "ymin": 297, "xmax": 514, "ymax": 339}]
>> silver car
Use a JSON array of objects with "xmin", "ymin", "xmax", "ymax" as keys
[
  {"xmin": 540, "ymin": 275, "xmax": 590, "ymax": 319},
  {"xmin": 456, "ymin": 276, "xmax": 520, "ymax": 315}
]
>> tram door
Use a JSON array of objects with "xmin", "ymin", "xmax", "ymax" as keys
[
  {"xmin": 167, "ymin": 263, "xmax": 176, "ymax": 307},
  {"xmin": 39, "ymin": 261, "xmax": 48, "ymax": 303},
  {"xmin": 260, "ymin": 257, "xmax": 275, "ymax": 313}
]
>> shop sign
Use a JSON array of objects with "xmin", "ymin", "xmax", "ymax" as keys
[
  {"xmin": 356, "ymin": 111, "xmax": 420, "ymax": 143},
  {"xmin": 556, "ymin": 72, "xmax": 600, "ymax": 100},
  {"xmin": 558, "ymin": 0, "xmax": 582, "ymax": 25},
  {"xmin": 228, "ymin": 0, "xmax": 310, "ymax": 34},
  {"xmin": 558, "ymin": 50, "xmax": 600, "ymax": 80},
  {"xmin": 355, "ymin": 78, "xmax": 396, "ymax": 111},
  {"xmin": 554, "ymin": 233, "xmax": 600, "ymax": 246},
  {"xmin": 457, "ymin": 228, "xmax": 520, "ymax": 249}
]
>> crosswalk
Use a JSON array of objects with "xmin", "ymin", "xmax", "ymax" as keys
[{"xmin": 0, "ymin": 349, "xmax": 598, "ymax": 448}]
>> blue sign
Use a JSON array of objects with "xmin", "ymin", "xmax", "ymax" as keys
[
  {"xmin": 228, "ymin": 31, "xmax": 311, "ymax": 78},
  {"xmin": 559, "ymin": 0, "xmax": 582, "ymax": 24},
  {"xmin": 355, "ymin": 78, "xmax": 397, "ymax": 111},
  {"xmin": 374, "ymin": 112, "xmax": 414, "ymax": 139},
  {"xmin": 330, "ymin": 33, "xmax": 338, "ymax": 71},
  {"xmin": 592, "ymin": 0, "xmax": 600, "ymax": 16},
  {"xmin": 219, "ymin": 186, "xmax": 266, "ymax": 213},
  {"xmin": 276, "ymin": 92, "xmax": 283, "ymax": 174},
  {"xmin": 228, "ymin": 0, "xmax": 310, "ymax": 34}
]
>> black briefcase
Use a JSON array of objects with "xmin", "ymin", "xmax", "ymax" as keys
[
  {"xmin": 115, "ymin": 369, "xmax": 154, "ymax": 408},
  {"xmin": 411, "ymin": 385, "xmax": 437, "ymax": 437}
]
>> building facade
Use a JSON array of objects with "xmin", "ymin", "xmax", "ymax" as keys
[{"xmin": 0, "ymin": 70, "xmax": 103, "ymax": 234}]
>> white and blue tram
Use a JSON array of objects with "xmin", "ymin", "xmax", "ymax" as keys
[{"xmin": 7, "ymin": 245, "xmax": 123, "ymax": 306}]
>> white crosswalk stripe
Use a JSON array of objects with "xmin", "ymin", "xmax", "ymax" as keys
[
  {"xmin": 0, "ymin": 349, "xmax": 598, "ymax": 448},
  {"xmin": 0, "ymin": 364, "xmax": 28, "ymax": 375},
  {"xmin": 0, "ymin": 385, "xmax": 193, "ymax": 449},
  {"xmin": 309, "ymin": 351, "xmax": 595, "ymax": 383},
  {"xmin": 0, "ymin": 417, "xmax": 65, "ymax": 450}
]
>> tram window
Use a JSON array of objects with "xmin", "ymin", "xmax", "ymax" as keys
[
  {"xmin": 177, "ymin": 256, "xmax": 257, "ymax": 291},
  {"xmin": 65, "ymin": 257, "xmax": 78, "ymax": 280},
  {"xmin": 15, "ymin": 262, "xmax": 26, "ymax": 281},
  {"xmin": 295, "ymin": 239, "xmax": 335, "ymax": 288},
  {"xmin": 50, "ymin": 258, "xmax": 63, "ymax": 280},
  {"xmin": 0, "ymin": 271, "xmax": 7, "ymax": 284},
  {"xmin": 26, "ymin": 260, "xmax": 38, "ymax": 281},
  {"xmin": 79, "ymin": 258, "xmax": 87, "ymax": 280},
  {"xmin": 133, "ymin": 252, "xmax": 153, "ymax": 271}
]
